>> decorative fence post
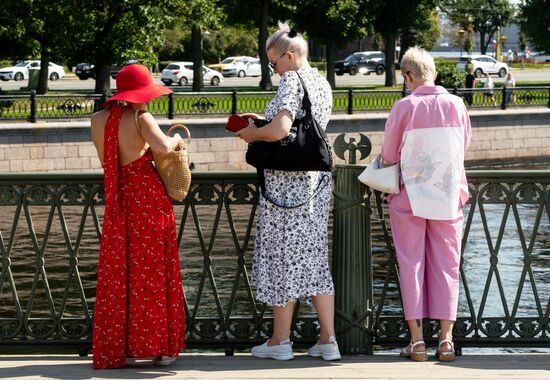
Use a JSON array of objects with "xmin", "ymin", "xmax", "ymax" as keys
[
  {"xmin": 29, "ymin": 90, "xmax": 37, "ymax": 123},
  {"xmin": 347, "ymin": 89, "xmax": 354, "ymax": 115},
  {"xmin": 168, "ymin": 92, "xmax": 174, "ymax": 119},
  {"xmin": 231, "ymin": 90, "xmax": 237, "ymax": 115},
  {"xmin": 501, "ymin": 86, "xmax": 507, "ymax": 110},
  {"xmin": 331, "ymin": 133, "xmax": 374, "ymax": 354}
]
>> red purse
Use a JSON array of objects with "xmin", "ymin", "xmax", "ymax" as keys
[{"xmin": 225, "ymin": 115, "xmax": 248, "ymax": 132}]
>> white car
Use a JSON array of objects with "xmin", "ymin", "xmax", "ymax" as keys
[
  {"xmin": 221, "ymin": 56, "xmax": 256, "ymax": 77},
  {"xmin": 160, "ymin": 62, "xmax": 223, "ymax": 86},
  {"xmin": 456, "ymin": 55, "xmax": 508, "ymax": 78},
  {"xmin": 239, "ymin": 59, "xmax": 273, "ymax": 77},
  {"xmin": 0, "ymin": 60, "xmax": 65, "ymax": 81}
]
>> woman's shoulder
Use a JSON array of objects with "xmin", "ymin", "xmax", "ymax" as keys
[{"xmin": 91, "ymin": 109, "xmax": 109, "ymax": 128}]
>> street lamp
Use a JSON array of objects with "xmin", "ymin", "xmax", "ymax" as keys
[
  {"xmin": 458, "ymin": 29, "xmax": 465, "ymax": 57},
  {"xmin": 201, "ymin": 30, "xmax": 211, "ymax": 66}
]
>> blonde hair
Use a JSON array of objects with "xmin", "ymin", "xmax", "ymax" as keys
[
  {"xmin": 266, "ymin": 21, "xmax": 308, "ymax": 59},
  {"xmin": 400, "ymin": 47, "xmax": 436, "ymax": 82}
]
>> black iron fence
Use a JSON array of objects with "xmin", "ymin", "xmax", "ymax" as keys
[
  {"xmin": 1, "ymin": 166, "xmax": 550, "ymax": 355},
  {"xmin": 1, "ymin": 86, "xmax": 549, "ymax": 123}
]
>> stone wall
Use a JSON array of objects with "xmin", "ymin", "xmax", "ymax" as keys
[{"xmin": 1, "ymin": 109, "xmax": 549, "ymax": 173}]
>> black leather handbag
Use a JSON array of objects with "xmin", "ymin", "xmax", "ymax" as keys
[{"xmin": 245, "ymin": 73, "xmax": 332, "ymax": 172}]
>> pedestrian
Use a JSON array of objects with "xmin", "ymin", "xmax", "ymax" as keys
[
  {"xmin": 504, "ymin": 71, "xmax": 516, "ymax": 106},
  {"xmin": 235, "ymin": 22, "xmax": 340, "ymax": 362},
  {"xmin": 483, "ymin": 73, "xmax": 497, "ymax": 106},
  {"xmin": 464, "ymin": 67, "xmax": 477, "ymax": 106},
  {"xmin": 380, "ymin": 47, "xmax": 472, "ymax": 362},
  {"xmin": 507, "ymin": 49, "xmax": 514, "ymax": 68},
  {"xmin": 90, "ymin": 64, "xmax": 186, "ymax": 369}
]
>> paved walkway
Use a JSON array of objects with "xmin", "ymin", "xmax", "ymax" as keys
[{"xmin": 0, "ymin": 353, "xmax": 548, "ymax": 379}]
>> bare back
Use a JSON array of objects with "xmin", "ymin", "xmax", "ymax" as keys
[{"xmin": 91, "ymin": 107, "xmax": 179, "ymax": 167}]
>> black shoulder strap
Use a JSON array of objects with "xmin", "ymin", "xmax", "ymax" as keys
[{"xmin": 295, "ymin": 71, "xmax": 312, "ymax": 114}]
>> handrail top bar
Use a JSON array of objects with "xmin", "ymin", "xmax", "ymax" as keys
[
  {"xmin": 0, "ymin": 171, "xmax": 259, "ymax": 182},
  {"xmin": 0, "ymin": 169, "xmax": 549, "ymax": 182}
]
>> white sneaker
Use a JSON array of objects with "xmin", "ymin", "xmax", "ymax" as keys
[
  {"xmin": 251, "ymin": 340, "xmax": 294, "ymax": 360},
  {"xmin": 307, "ymin": 337, "xmax": 341, "ymax": 361},
  {"xmin": 154, "ymin": 356, "xmax": 178, "ymax": 366}
]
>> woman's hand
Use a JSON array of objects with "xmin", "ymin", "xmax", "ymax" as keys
[{"xmin": 235, "ymin": 118, "xmax": 258, "ymax": 143}]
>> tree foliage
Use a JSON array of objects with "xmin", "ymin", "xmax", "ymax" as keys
[
  {"xmin": 519, "ymin": 0, "xmax": 550, "ymax": 53},
  {"xmin": 292, "ymin": 0, "xmax": 371, "ymax": 89},
  {"xmin": 367, "ymin": 0, "xmax": 438, "ymax": 87},
  {"xmin": 441, "ymin": 0, "xmax": 515, "ymax": 55}
]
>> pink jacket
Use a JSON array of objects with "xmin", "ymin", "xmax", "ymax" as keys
[{"xmin": 381, "ymin": 85, "xmax": 472, "ymax": 217}]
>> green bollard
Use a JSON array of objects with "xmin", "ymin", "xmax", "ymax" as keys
[{"xmin": 332, "ymin": 164, "xmax": 373, "ymax": 354}]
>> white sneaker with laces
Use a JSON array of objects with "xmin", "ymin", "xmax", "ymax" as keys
[
  {"xmin": 251, "ymin": 340, "xmax": 294, "ymax": 361},
  {"xmin": 154, "ymin": 356, "xmax": 178, "ymax": 366},
  {"xmin": 307, "ymin": 336, "xmax": 341, "ymax": 361}
]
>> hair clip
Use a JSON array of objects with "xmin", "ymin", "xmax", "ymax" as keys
[{"xmin": 288, "ymin": 29, "xmax": 298, "ymax": 38}]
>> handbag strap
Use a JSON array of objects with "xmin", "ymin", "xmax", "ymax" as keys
[
  {"xmin": 257, "ymin": 169, "xmax": 330, "ymax": 209},
  {"xmin": 295, "ymin": 71, "xmax": 312, "ymax": 116}
]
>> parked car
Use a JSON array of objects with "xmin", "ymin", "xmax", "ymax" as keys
[
  {"xmin": 75, "ymin": 63, "xmax": 95, "ymax": 80},
  {"xmin": 0, "ymin": 60, "xmax": 65, "ymax": 81},
  {"xmin": 456, "ymin": 55, "xmax": 508, "ymax": 78},
  {"xmin": 110, "ymin": 60, "xmax": 138, "ymax": 79},
  {"xmin": 160, "ymin": 62, "xmax": 223, "ymax": 86},
  {"xmin": 334, "ymin": 51, "xmax": 385, "ymax": 76},
  {"xmin": 221, "ymin": 57, "xmax": 256, "ymax": 77},
  {"xmin": 208, "ymin": 56, "xmax": 254, "ymax": 73},
  {"xmin": 238, "ymin": 59, "xmax": 273, "ymax": 77}
]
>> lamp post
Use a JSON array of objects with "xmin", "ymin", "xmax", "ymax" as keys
[
  {"xmin": 458, "ymin": 29, "xmax": 465, "ymax": 57},
  {"xmin": 201, "ymin": 30, "xmax": 211, "ymax": 67}
]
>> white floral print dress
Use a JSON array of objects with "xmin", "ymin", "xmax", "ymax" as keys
[{"xmin": 251, "ymin": 67, "xmax": 334, "ymax": 307}]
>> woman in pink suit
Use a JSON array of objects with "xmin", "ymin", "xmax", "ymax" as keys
[{"xmin": 380, "ymin": 47, "xmax": 472, "ymax": 362}]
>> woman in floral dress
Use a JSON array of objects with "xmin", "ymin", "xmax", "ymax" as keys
[{"xmin": 236, "ymin": 23, "xmax": 340, "ymax": 362}]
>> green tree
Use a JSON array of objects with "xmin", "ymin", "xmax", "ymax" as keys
[
  {"xmin": 293, "ymin": 0, "xmax": 371, "ymax": 89},
  {"xmin": 519, "ymin": 0, "xmax": 550, "ymax": 53},
  {"xmin": 175, "ymin": 0, "xmax": 223, "ymax": 91},
  {"xmin": 222, "ymin": 0, "xmax": 291, "ymax": 90},
  {"xmin": 441, "ymin": 0, "xmax": 514, "ymax": 55},
  {"xmin": 66, "ymin": 0, "xmax": 175, "ymax": 95},
  {"xmin": 1, "ymin": 0, "xmax": 72, "ymax": 94},
  {"xmin": 399, "ymin": 9, "xmax": 440, "ymax": 62},
  {"xmin": 367, "ymin": 0, "xmax": 438, "ymax": 87}
]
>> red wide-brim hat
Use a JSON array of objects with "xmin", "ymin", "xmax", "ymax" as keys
[{"xmin": 103, "ymin": 64, "xmax": 172, "ymax": 108}]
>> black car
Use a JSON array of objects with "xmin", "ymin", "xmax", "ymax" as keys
[
  {"xmin": 111, "ymin": 59, "xmax": 138, "ymax": 79},
  {"xmin": 75, "ymin": 63, "xmax": 95, "ymax": 80},
  {"xmin": 334, "ymin": 51, "xmax": 385, "ymax": 76}
]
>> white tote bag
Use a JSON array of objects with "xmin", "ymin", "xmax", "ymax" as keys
[{"xmin": 358, "ymin": 155, "xmax": 400, "ymax": 194}]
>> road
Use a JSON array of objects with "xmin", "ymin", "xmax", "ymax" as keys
[{"xmin": 1, "ymin": 69, "xmax": 549, "ymax": 92}]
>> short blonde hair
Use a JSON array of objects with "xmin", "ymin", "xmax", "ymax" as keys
[
  {"xmin": 266, "ymin": 21, "xmax": 308, "ymax": 59},
  {"xmin": 400, "ymin": 47, "xmax": 436, "ymax": 82}
]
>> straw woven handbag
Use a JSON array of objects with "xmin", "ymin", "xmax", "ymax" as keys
[
  {"xmin": 134, "ymin": 111, "xmax": 192, "ymax": 201},
  {"xmin": 153, "ymin": 124, "xmax": 192, "ymax": 201}
]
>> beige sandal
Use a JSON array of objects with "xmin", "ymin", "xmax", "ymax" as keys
[
  {"xmin": 399, "ymin": 340, "xmax": 428, "ymax": 362},
  {"xmin": 435, "ymin": 339, "xmax": 455, "ymax": 362}
]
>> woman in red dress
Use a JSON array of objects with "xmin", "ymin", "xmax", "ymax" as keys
[{"xmin": 90, "ymin": 64, "xmax": 186, "ymax": 369}]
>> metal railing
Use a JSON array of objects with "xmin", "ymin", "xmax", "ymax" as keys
[
  {"xmin": 1, "ymin": 86, "xmax": 549, "ymax": 122},
  {"xmin": 1, "ymin": 168, "xmax": 550, "ymax": 355}
]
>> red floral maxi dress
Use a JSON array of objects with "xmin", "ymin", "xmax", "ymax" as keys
[{"xmin": 92, "ymin": 106, "xmax": 186, "ymax": 369}]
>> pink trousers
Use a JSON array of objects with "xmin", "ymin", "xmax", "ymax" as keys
[{"xmin": 388, "ymin": 189, "xmax": 463, "ymax": 321}]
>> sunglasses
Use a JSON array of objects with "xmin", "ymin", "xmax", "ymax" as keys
[{"xmin": 269, "ymin": 51, "xmax": 287, "ymax": 70}]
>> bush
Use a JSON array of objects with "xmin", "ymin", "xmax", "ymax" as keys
[
  {"xmin": 435, "ymin": 62, "xmax": 465, "ymax": 89},
  {"xmin": 310, "ymin": 61, "xmax": 326, "ymax": 72}
]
